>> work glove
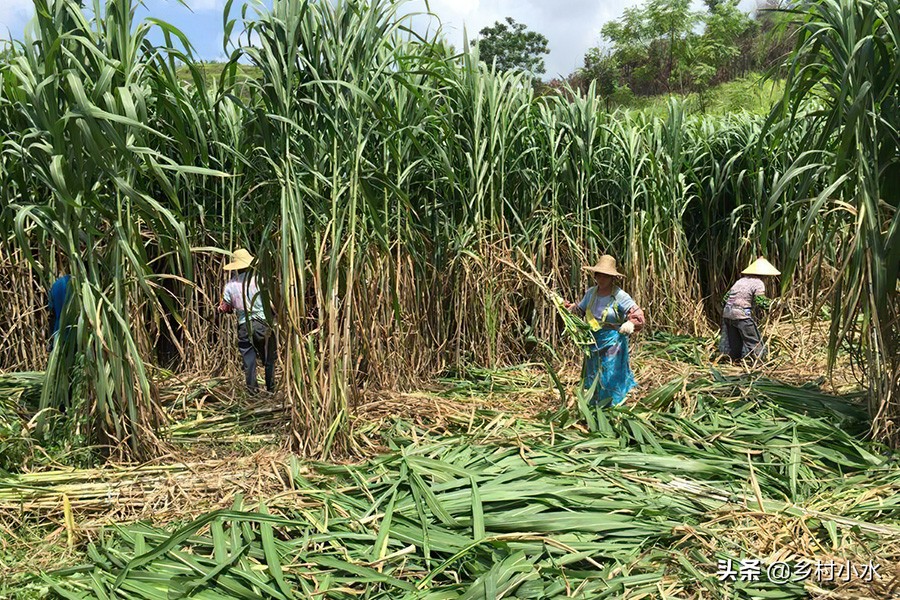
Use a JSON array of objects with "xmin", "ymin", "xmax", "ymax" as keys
[{"xmin": 618, "ymin": 321, "xmax": 635, "ymax": 336}]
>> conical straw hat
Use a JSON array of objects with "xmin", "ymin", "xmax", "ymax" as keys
[
  {"xmin": 582, "ymin": 255, "xmax": 624, "ymax": 277},
  {"xmin": 223, "ymin": 248, "xmax": 254, "ymax": 271},
  {"xmin": 742, "ymin": 257, "xmax": 780, "ymax": 276}
]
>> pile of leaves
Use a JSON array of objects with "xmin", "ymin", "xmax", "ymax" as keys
[{"xmin": 27, "ymin": 373, "xmax": 899, "ymax": 599}]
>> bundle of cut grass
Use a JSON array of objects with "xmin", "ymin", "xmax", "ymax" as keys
[
  {"xmin": 0, "ymin": 371, "xmax": 44, "ymax": 408},
  {"xmin": 638, "ymin": 332, "xmax": 712, "ymax": 366},
  {"xmin": 164, "ymin": 390, "xmax": 287, "ymax": 445},
  {"xmin": 437, "ymin": 364, "xmax": 550, "ymax": 396},
  {"xmin": 0, "ymin": 372, "xmax": 44, "ymax": 472},
  {"xmin": 500, "ymin": 252, "xmax": 595, "ymax": 352},
  {"xmin": 0, "ymin": 452, "xmax": 295, "ymax": 525}
]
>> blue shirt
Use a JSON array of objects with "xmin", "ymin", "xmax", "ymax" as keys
[
  {"xmin": 578, "ymin": 286, "xmax": 636, "ymax": 325},
  {"xmin": 48, "ymin": 275, "xmax": 71, "ymax": 335}
]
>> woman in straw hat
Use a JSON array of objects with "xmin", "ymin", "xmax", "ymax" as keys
[
  {"xmin": 563, "ymin": 255, "xmax": 645, "ymax": 407},
  {"xmin": 720, "ymin": 257, "xmax": 780, "ymax": 362},
  {"xmin": 218, "ymin": 248, "xmax": 276, "ymax": 394}
]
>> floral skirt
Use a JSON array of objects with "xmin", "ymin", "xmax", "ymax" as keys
[{"xmin": 582, "ymin": 328, "xmax": 637, "ymax": 407}]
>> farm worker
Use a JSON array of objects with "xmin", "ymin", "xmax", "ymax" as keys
[
  {"xmin": 719, "ymin": 257, "xmax": 780, "ymax": 362},
  {"xmin": 218, "ymin": 248, "xmax": 276, "ymax": 394},
  {"xmin": 47, "ymin": 274, "xmax": 71, "ymax": 352},
  {"xmin": 563, "ymin": 255, "xmax": 645, "ymax": 407}
]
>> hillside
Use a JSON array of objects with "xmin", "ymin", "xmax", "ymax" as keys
[{"xmin": 623, "ymin": 73, "xmax": 786, "ymax": 116}]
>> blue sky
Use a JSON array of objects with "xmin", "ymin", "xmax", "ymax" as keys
[
  {"xmin": 1, "ymin": 0, "xmax": 762, "ymax": 78},
  {"xmin": 0, "ymin": 0, "xmax": 242, "ymax": 60}
]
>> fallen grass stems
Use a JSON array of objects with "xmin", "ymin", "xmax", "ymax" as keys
[{"xmin": 11, "ymin": 372, "xmax": 896, "ymax": 599}]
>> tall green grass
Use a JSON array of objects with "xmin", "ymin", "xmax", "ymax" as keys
[
  {"xmin": 0, "ymin": 0, "xmax": 894, "ymax": 456},
  {"xmin": 0, "ymin": 0, "xmax": 225, "ymax": 457},
  {"xmin": 767, "ymin": 0, "xmax": 899, "ymax": 440}
]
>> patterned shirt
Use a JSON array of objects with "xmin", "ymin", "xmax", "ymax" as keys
[
  {"xmin": 223, "ymin": 272, "xmax": 267, "ymax": 323},
  {"xmin": 578, "ymin": 286, "xmax": 637, "ymax": 326},
  {"xmin": 725, "ymin": 277, "xmax": 765, "ymax": 309}
]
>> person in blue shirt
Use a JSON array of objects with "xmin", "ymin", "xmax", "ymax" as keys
[
  {"xmin": 562, "ymin": 255, "xmax": 645, "ymax": 407},
  {"xmin": 47, "ymin": 274, "xmax": 71, "ymax": 351}
]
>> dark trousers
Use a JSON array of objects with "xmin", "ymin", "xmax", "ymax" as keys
[
  {"xmin": 722, "ymin": 317, "xmax": 767, "ymax": 361},
  {"xmin": 237, "ymin": 320, "xmax": 276, "ymax": 392}
]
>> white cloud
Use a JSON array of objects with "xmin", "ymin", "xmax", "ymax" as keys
[
  {"xmin": 187, "ymin": 0, "xmax": 226, "ymax": 12},
  {"xmin": 0, "ymin": 0, "xmax": 34, "ymax": 39},
  {"xmin": 148, "ymin": 0, "xmax": 226, "ymax": 17}
]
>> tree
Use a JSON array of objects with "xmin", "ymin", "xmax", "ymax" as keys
[
  {"xmin": 689, "ymin": 0, "xmax": 755, "ymax": 107},
  {"xmin": 580, "ymin": 48, "xmax": 620, "ymax": 109},
  {"xmin": 700, "ymin": 0, "xmax": 754, "ymax": 76},
  {"xmin": 471, "ymin": 17, "xmax": 549, "ymax": 76},
  {"xmin": 754, "ymin": 1, "xmax": 798, "ymax": 75},
  {"xmin": 646, "ymin": 0, "xmax": 697, "ymax": 92},
  {"xmin": 599, "ymin": 0, "xmax": 699, "ymax": 94}
]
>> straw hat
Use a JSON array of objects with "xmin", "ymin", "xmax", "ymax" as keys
[
  {"xmin": 223, "ymin": 248, "xmax": 254, "ymax": 271},
  {"xmin": 582, "ymin": 255, "xmax": 624, "ymax": 277},
  {"xmin": 742, "ymin": 257, "xmax": 781, "ymax": 277}
]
